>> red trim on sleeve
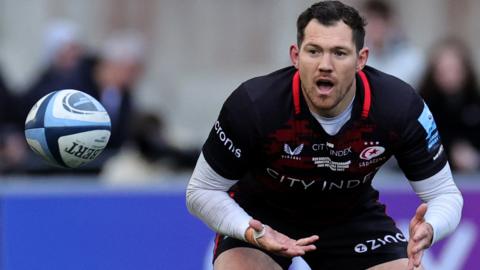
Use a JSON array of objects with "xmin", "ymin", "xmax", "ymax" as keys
[
  {"xmin": 358, "ymin": 70, "xmax": 371, "ymax": 119},
  {"xmin": 292, "ymin": 71, "xmax": 301, "ymax": 115}
]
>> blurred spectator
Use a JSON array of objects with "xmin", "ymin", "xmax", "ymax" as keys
[
  {"xmin": 17, "ymin": 28, "xmax": 196, "ymax": 177},
  {"xmin": 131, "ymin": 112, "xmax": 199, "ymax": 169},
  {"xmin": 21, "ymin": 19, "xmax": 96, "ymax": 122},
  {"xmin": 0, "ymin": 68, "xmax": 16, "ymax": 126},
  {"xmin": 0, "ymin": 68, "xmax": 28, "ymax": 174},
  {"xmin": 419, "ymin": 37, "xmax": 480, "ymax": 172},
  {"xmin": 88, "ymin": 30, "xmax": 146, "ymax": 152},
  {"xmin": 41, "ymin": 30, "xmax": 147, "ymax": 175},
  {"xmin": 17, "ymin": 20, "xmax": 99, "ymax": 174},
  {"xmin": 95, "ymin": 32, "xmax": 202, "ymax": 181},
  {"xmin": 19, "ymin": 28, "xmax": 146, "ymax": 175},
  {"xmin": 362, "ymin": 0, "xmax": 425, "ymax": 87},
  {"xmin": 101, "ymin": 112, "xmax": 199, "ymax": 183}
]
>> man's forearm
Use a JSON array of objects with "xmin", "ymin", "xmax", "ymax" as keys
[
  {"xmin": 186, "ymin": 153, "xmax": 252, "ymax": 241},
  {"xmin": 409, "ymin": 163, "xmax": 463, "ymax": 244}
]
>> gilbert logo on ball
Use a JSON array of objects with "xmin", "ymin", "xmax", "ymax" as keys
[{"xmin": 24, "ymin": 89, "xmax": 111, "ymax": 168}]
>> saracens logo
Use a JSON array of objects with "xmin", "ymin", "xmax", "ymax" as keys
[{"xmin": 360, "ymin": 146, "xmax": 385, "ymax": 160}]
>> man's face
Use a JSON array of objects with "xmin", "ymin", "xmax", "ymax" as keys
[{"xmin": 290, "ymin": 19, "xmax": 368, "ymax": 117}]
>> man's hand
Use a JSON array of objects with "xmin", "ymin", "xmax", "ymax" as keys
[
  {"xmin": 245, "ymin": 219, "xmax": 319, "ymax": 257},
  {"xmin": 407, "ymin": 203, "xmax": 433, "ymax": 270}
]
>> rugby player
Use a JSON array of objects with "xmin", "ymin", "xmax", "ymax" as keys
[{"xmin": 186, "ymin": 1, "xmax": 463, "ymax": 269}]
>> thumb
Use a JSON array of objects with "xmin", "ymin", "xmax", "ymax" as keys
[
  {"xmin": 414, "ymin": 203, "xmax": 428, "ymax": 221},
  {"xmin": 249, "ymin": 219, "xmax": 264, "ymax": 232}
]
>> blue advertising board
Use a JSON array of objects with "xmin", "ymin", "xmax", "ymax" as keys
[
  {"xmin": 0, "ymin": 178, "xmax": 478, "ymax": 270},
  {"xmin": 0, "ymin": 186, "xmax": 213, "ymax": 270}
]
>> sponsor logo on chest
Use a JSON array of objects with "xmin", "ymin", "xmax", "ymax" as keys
[
  {"xmin": 279, "ymin": 141, "xmax": 388, "ymax": 169},
  {"xmin": 266, "ymin": 167, "xmax": 376, "ymax": 190},
  {"xmin": 281, "ymin": 143, "xmax": 303, "ymax": 160},
  {"xmin": 310, "ymin": 142, "xmax": 353, "ymax": 171}
]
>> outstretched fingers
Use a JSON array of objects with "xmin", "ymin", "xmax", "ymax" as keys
[
  {"xmin": 413, "ymin": 228, "xmax": 432, "ymax": 246},
  {"xmin": 296, "ymin": 235, "xmax": 319, "ymax": 251},
  {"xmin": 247, "ymin": 219, "xmax": 319, "ymax": 257},
  {"xmin": 415, "ymin": 203, "xmax": 428, "ymax": 219},
  {"xmin": 282, "ymin": 235, "xmax": 319, "ymax": 256},
  {"xmin": 296, "ymin": 235, "xmax": 319, "ymax": 247},
  {"xmin": 407, "ymin": 249, "xmax": 424, "ymax": 270},
  {"xmin": 410, "ymin": 203, "xmax": 427, "ymax": 226},
  {"xmin": 265, "ymin": 234, "xmax": 317, "ymax": 257},
  {"xmin": 407, "ymin": 204, "xmax": 433, "ymax": 269}
]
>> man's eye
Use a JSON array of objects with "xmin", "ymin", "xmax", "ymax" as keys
[
  {"xmin": 308, "ymin": 49, "xmax": 318, "ymax": 55},
  {"xmin": 334, "ymin": 51, "xmax": 346, "ymax": 56}
]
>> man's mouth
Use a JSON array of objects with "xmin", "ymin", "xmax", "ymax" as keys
[{"xmin": 316, "ymin": 79, "xmax": 334, "ymax": 94}]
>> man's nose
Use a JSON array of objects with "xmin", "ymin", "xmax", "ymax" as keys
[{"xmin": 318, "ymin": 54, "xmax": 333, "ymax": 73}]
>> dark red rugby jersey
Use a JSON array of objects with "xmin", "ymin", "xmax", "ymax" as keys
[{"xmin": 202, "ymin": 66, "xmax": 447, "ymax": 225}]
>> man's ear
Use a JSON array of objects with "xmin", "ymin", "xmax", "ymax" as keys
[
  {"xmin": 356, "ymin": 47, "xmax": 369, "ymax": 71},
  {"xmin": 290, "ymin": 44, "xmax": 299, "ymax": 68}
]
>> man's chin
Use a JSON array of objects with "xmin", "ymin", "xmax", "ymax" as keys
[{"xmin": 311, "ymin": 102, "xmax": 337, "ymax": 116}]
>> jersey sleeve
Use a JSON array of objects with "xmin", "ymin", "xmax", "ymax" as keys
[
  {"xmin": 395, "ymin": 93, "xmax": 448, "ymax": 181},
  {"xmin": 202, "ymin": 85, "xmax": 258, "ymax": 179}
]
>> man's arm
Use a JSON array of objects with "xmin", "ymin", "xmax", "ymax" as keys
[
  {"xmin": 186, "ymin": 152, "xmax": 252, "ymax": 241},
  {"xmin": 407, "ymin": 163, "xmax": 463, "ymax": 269},
  {"xmin": 186, "ymin": 153, "xmax": 319, "ymax": 257},
  {"xmin": 409, "ymin": 163, "xmax": 463, "ymax": 244}
]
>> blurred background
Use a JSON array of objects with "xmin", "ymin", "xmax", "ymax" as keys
[{"xmin": 0, "ymin": 0, "xmax": 479, "ymax": 269}]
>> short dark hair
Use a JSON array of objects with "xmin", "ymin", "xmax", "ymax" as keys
[{"xmin": 297, "ymin": 1, "xmax": 366, "ymax": 52}]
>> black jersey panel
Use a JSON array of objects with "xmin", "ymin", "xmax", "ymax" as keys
[
  {"xmin": 363, "ymin": 66, "xmax": 412, "ymax": 133},
  {"xmin": 362, "ymin": 66, "xmax": 447, "ymax": 180},
  {"xmin": 241, "ymin": 66, "xmax": 297, "ymax": 135},
  {"xmin": 395, "ymin": 95, "xmax": 447, "ymax": 181},
  {"xmin": 203, "ymin": 67, "xmax": 299, "ymax": 179},
  {"xmin": 202, "ymin": 86, "xmax": 259, "ymax": 180}
]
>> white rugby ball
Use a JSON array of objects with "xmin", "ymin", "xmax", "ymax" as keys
[{"xmin": 24, "ymin": 89, "xmax": 111, "ymax": 168}]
